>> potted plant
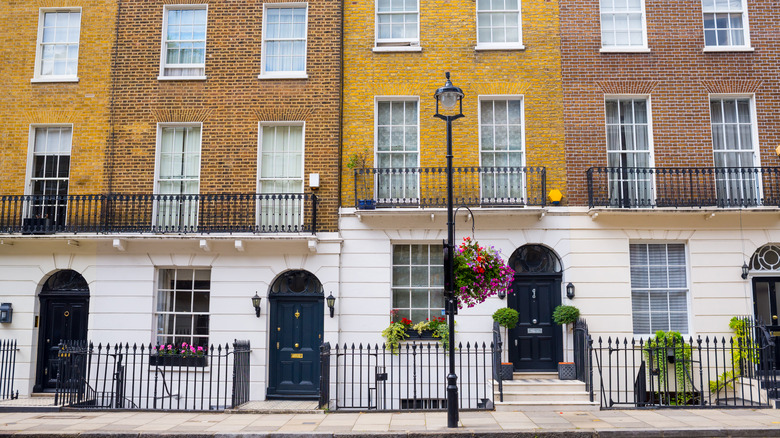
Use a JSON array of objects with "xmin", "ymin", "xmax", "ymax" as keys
[
  {"xmin": 151, "ymin": 342, "xmax": 208, "ymax": 367},
  {"xmin": 347, "ymin": 147, "xmax": 375, "ymax": 210},
  {"xmin": 644, "ymin": 331, "xmax": 696, "ymax": 405},
  {"xmin": 382, "ymin": 310, "xmax": 411, "ymax": 354},
  {"xmin": 453, "ymin": 237, "xmax": 514, "ymax": 309},
  {"xmin": 552, "ymin": 305, "xmax": 580, "ymax": 379},
  {"xmin": 492, "ymin": 308, "xmax": 519, "ymax": 380},
  {"xmin": 411, "ymin": 316, "xmax": 451, "ymax": 349}
]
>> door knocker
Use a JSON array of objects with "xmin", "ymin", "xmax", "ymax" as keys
[
  {"xmin": 294, "ymin": 310, "xmax": 300, "ymax": 319},
  {"xmin": 531, "ymin": 289, "xmax": 536, "ymax": 299},
  {"xmin": 63, "ymin": 311, "xmax": 70, "ymax": 317}
]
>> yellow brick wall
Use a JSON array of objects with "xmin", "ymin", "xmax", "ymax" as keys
[
  {"xmin": 341, "ymin": 0, "xmax": 566, "ymax": 206},
  {"xmin": 0, "ymin": 0, "xmax": 115, "ymax": 195}
]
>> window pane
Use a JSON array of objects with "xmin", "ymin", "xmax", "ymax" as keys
[
  {"xmin": 155, "ymin": 269, "xmax": 210, "ymax": 347},
  {"xmin": 392, "ymin": 244, "xmax": 443, "ymax": 323},
  {"xmin": 630, "ymin": 244, "xmax": 688, "ymax": 334}
]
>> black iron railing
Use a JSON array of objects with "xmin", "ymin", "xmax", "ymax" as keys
[
  {"xmin": 354, "ymin": 167, "xmax": 546, "ymax": 209},
  {"xmin": 491, "ymin": 322, "xmax": 503, "ymax": 403},
  {"xmin": 55, "ymin": 341, "xmax": 251, "ymax": 411},
  {"xmin": 587, "ymin": 167, "xmax": 780, "ymax": 208},
  {"xmin": 0, "ymin": 339, "xmax": 17, "ymax": 400},
  {"xmin": 322, "ymin": 342, "xmax": 494, "ymax": 411},
  {"xmin": 591, "ymin": 327, "xmax": 775, "ymax": 408},
  {"xmin": 0, "ymin": 194, "xmax": 317, "ymax": 234},
  {"xmin": 319, "ymin": 342, "xmax": 331, "ymax": 409},
  {"xmin": 573, "ymin": 318, "xmax": 592, "ymax": 399}
]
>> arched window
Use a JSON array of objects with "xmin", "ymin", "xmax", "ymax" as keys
[
  {"xmin": 750, "ymin": 244, "xmax": 780, "ymax": 271},
  {"xmin": 41, "ymin": 269, "xmax": 89, "ymax": 293},
  {"xmin": 270, "ymin": 270, "xmax": 323, "ymax": 295},
  {"xmin": 508, "ymin": 245, "xmax": 562, "ymax": 274}
]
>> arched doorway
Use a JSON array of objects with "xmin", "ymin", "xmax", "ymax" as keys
[
  {"xmin": 35, "ymin": 270, "xmax": 90, "ymax": 392},
  {"xmin": 267, "ymin": 270, "xmax": 324, "ymax": 399},
  {"xmin": 750, "ymin": 244, "xmax": 780, "ymax": 364},
  {"xmin": 506, "ymin": 245, "xmax": 563, "ymax": 372}
]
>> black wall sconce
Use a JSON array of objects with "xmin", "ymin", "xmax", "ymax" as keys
[
  {"xmin": 741, "ymin": 262, "xmax": 749, "ymax": 280},
  {"xmin": 566, "ymin": 283, "xmax": 575, "ymax": 299},
  {"xmin": 0, "ymin": 303, "xmax": 12, "ymax": 323},
  {"xmin": 497, "ymin": 289, "xmax": 506, "ymax": 300},
  {"xmin": 326, "ymin": 293, "xmax": 336, "ymax": 318},
  {"xmin": 251, "ymin": 292, "xmax": 262, "ymax": 318}
]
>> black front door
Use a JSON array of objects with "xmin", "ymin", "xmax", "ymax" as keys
[
  {"xmin": 508, "ymin": 276, "xmax": 562, "ymax": 371},
  {"xmin": 35, "ymin": 295, "xmax": 89, "ymax": 392},
  {"xmin": 753, "ymin": 277, "xmax": 780, "ymax": 365},
  {"xmin": 268, "ymin": 296, "xmax": 323, "ymax": 399}
]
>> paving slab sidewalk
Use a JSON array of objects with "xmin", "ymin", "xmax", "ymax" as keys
[{"xmin": 1, "ymin": 408, "xmax": 780, "ymax": 437}]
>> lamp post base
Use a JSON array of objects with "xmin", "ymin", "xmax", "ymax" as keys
[{"xmin": 447, "ymin": 372, "xmax": 459, "ymax": 427}]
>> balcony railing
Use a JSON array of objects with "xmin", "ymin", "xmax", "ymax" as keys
[
  {"xmin": 353, "ymin": 166, "xmax": 546, "ymax": 209},
  {"xmin": 587, "ymin": 167, "xmax": 780, "ymax": 208},
  {"xmin": 0, "ymin": 193, "xmax": 318, "ymax": 235}
]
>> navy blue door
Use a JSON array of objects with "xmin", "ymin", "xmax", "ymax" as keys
[
  {"xmin": 508, "ymin": 276, "xmax": 562, "ymax": 371},
  {"xmin": 267, "ymin": 286, "xmax": 323, "ymax": 399}
]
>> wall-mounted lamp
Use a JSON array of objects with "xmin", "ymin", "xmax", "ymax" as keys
[
  {"xmin": 0, "ymin": 303, "xmax": 12, "ymax": 323},
  {"xmin": 566, "ymin": 283, "xmax": 575, "ymax": 299},
  {"xmin": 251, "ymin": 292, "xmax": 262, "ymax": 318},
  {"xmin": 326, "ymin": 293, "xmax": 336, "ymax": 318},
  {"xmin": 741, "ymin": 262, "xmax": 750, "ymax": 280},
  {"xmin": 497, "ymin": 289, "xmax": 506, "ymax": 300}
]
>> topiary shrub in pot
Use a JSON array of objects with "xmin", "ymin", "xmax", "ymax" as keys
[
  {"xmin": 552, "ymin": 305, "xmax": 580, "ymax": 326},
  {"xmin": 492, "ymin": 308, "xmax": 519, "ymax": 380}
]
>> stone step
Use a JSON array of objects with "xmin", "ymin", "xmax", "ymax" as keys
[
  {"xmin": 499, "ymin": 391, "xmax": 592, "ymax": 402},
  {"xmin": 512, "ymin": 371, "xmax": 559, "ymax": 380},
  {"xmin": 498, "ymin": 379, "xmax": 586, "ymax": 391},
  {"xmin": 494, "ymin": 400, "xmax": 600, "ymax": 412}
]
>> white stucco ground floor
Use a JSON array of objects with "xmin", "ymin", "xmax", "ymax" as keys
[{"xmin": 1, "ymin": 206, "xmax": 779, "ymax": 404}]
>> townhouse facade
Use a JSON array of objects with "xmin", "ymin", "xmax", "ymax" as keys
[{"xmin": 0, "ymin": 0, "xmax": 342, "ymax": 401}]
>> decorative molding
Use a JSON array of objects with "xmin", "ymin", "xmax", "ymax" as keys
[
  {"xmin": 373, "ymin": 84, "xmax": 426, "ymax": 96},
  {"xmin": 701, "ymin": 79, "xmax": 763, "ymax": 94},
  {"xmin": 253, "ymin": 108, "xmax": 313, "ymax": 121},
  {"xmin": 151, "ymin": 108, "xmax": 212, "ymax": 123},
  {"xmin": 596, "ymin": 81, "xmax": 659, "ymax": 95},
  {"xmin": 474, "ymin": 82, "xmax": 531, "ymax": 96},
  {"xmin": 35, "ymin": 0, "xmax": 83, "ymax": 7},
  {"xmin": 23, "ymin": 110, "xmax": 77, "ymax": 124}
]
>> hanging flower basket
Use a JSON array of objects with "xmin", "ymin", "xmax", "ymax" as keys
[{"xmin": 454, "ymin": 237, "xmax": 514, "ymax": 308}]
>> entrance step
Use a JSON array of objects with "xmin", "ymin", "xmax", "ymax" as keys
[{"xmin": 493, "ymin": 372, "xmax": 598, "ymax": 411}]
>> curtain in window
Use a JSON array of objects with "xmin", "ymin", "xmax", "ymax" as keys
[
  {"xmin": 480, "ymin": 99, "xmax": 525, "ymax": 202},
  {"xmin": 264, "ymin": 7, "xmax": 307, "ymax": 72},
  {"xmin": 711, "ymin": 98, "xmax": 758, "ymax": 206},
  {"xmin": 606, "ymin": 99, "xmax": 652, "ymax": 207},
  {"xmin": 259, "ymin": 126, "xmax": 304, "ymax": 229},
  {"xmin": 376, "ymin": 101, "xmax": 419, "ymax": 202},
  {"xmin": 40, "ymin": 11, "xmax": 80, "ymax": 76},
  {"xmin": 156, "ymin": 126, "xmax": 201, "ymax": 230},
  {"xmin": 476, "ymin": 0, "xmax": 519, "ymax": 44},
  {"xmin": 30, "ymin": 127, "xmax": 71, "ymax": 224},
  {"xmin": 600, "ymin": 0, "xmax": 644, "ymax": 47},
  {"xmin": 164, "ymin": 8, "xmax": 207, "ymax": 77},
  {"xmin": 630, "ymin": 243, "xmax": 689, "ymax": 334},
  {"xmin": 376, "ymin": 0, "xmax": 418, "ymax": 42}
]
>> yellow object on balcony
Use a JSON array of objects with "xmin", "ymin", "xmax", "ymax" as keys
[{"xmin": 548, "ymin": 189, "xmax": 563, "ymax": 205}]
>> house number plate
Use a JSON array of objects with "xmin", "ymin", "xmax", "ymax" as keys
[
  {"xmin": 291, "ymin": 353, "xmax": 303, "ymax": 359},
  {"xmin": 527, "ymin": 328, "xmax": 543, "ymax": 334}
]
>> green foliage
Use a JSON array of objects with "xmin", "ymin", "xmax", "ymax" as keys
[
  {"xmin": 552, "ymin": 305, "xmax": 580, "ymax": 325},
  {"xmin": 492, "ymin": 308, "xmax": 519, "ymax": 329},
  {"xmin": 346, "ymin": 148, "xmax": 370, "ymax": 169},
  {"xmin": 411, "ymin": 317, "xmax": 452, "ymax": 350},
  {"xmin": 709, "ymin": 370, "xmax": 737, "ymax": 393},
  {"xmin": 645, "ymin": 331, "xmax": 693, "ymax": 404},
  {"xmin": 708, "ymin": 317, "xmax": 759, "ymax": 394},
  {"xmin": 381, "ymin": 321, "xmax": 409, "ymax": 354}
]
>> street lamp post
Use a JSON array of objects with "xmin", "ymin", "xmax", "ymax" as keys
[{"xmin": 434, "ymin": 72, "xmax": 464, "ymax": 429}]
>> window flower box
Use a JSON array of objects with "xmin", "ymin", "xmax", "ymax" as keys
[{"xmin": 149, "ymin": 354, "xmax": 207, "ymax": 368}]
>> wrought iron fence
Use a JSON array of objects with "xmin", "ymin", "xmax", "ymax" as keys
[
  {"xmin": 55, "ymin": 340, "xmax": 251, "ymax": 411},
  {"xmin": 354, "ymin": 167, "xmax": 546, "ymax": 208},
  {"xmin": 0, "ymin": 193, "xmax": 317, "ymax": 234},
  {"xmin": 587, "ymin": 167, "xmax": 780, "ymax": 208},
  {"xmin": 321, "ymin": 341, "xmax": 494, "ymax": 411},
  {"xmin": 591, "ymin": 325, "xmax": 776, "ymax": 409},
  {"xmin": 491, "ymin": 322, "xmax": 504, "ymax": 403},
  {"xmin": 573, "ymin": 318, "xmax": 592, "ymax": 398},
  {"xmin": 0, "ymin": 339, "xmax": 17, "ymax": 400}
]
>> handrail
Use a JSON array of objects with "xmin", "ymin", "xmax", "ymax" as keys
[{"xmin": 491, "ymin": 321, "xmax": 503, "ymax": 403}]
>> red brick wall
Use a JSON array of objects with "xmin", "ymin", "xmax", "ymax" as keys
[
  {"xmin": 561, "ymin": 0, "xmax": 780, "ymax": 206},
  {"xmin": 110, "ymin": 0, "xmax": 341, "ymax": 231}
]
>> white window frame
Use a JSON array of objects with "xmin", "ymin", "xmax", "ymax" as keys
[
  {"xmin": 708, "ymin": 93, "xmax": 762, "ymax": 204},
  {"xmin": 153, "ymin": 123, "xmax": 203, "ymax": 229},
  {"xmin": 24, "ymin": 124, "xmax": 73, "ymax": 225},
  {"xmin": 373, "ymin": 0, "xmax": 421, "ymax": 52},
  {"xmin": 154, "ymin": 267, "xmax": 211, "ymax": 348},
  {"xmin": 701, "ymin": 0, "xmax": 752, "ymax": 52},
  {"xmin": 391, "ymin": 243, "xmax": 445, "ymax": 323},
  {"xmin": 32, "ymin": 7, "xmax": 82, "ymax": 83},
  {"xmin": 477, "ymin": 95, "xmax": 526, "ymax": 201},
  {"xmin": 604, "ymin": 94, "xmax": 656, "ymax": 207},
  {"xmin": 629, "ymin": 242, "xmax": 692, "ymax": 337},
  {"xmin": 475, "ymin": 0, "xmax": 524, "ymax": 51},
  {"xmin": 259, "ymin": 3, "xmax": 309, "ymax": 79},
  {"xmin": 158, "ymin": 4, "xmax": 209, "ymax": 81},
  {"xmin": 257, "ymin": 122, "xmax": 306, "ymax": 229},
  {"xmin": 374, "ymin": 96, "xmax": 421, "ymax": 203},
  {"xmin": 599, "ymin": 0, "xmax": 650, "ymax": 53}
]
